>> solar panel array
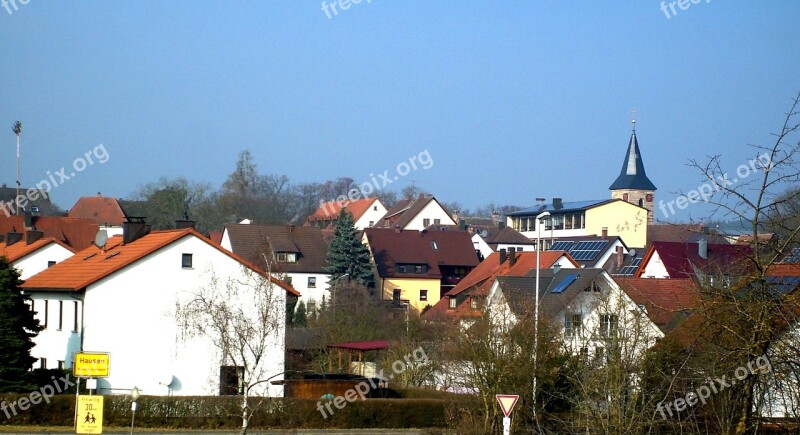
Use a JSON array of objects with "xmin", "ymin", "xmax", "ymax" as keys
[
  {"xmin": 765, "ymin": 276, "xmax": 800, "ymax": 297},
  {"xmin": 551, "ymin": 273, "xmax": 579, "ymax": 293},
  {"xmin": 550, "ymin": 241, "xmax": 574, "ymax": 251},
  {"xmin": 618, "ymin": 257, "xmax": 643, "ymax": 276},
  {"xmin": 569, "ymin": 241, "xmax": 609, "ymax": 261},
  {"xmin": 783, "ymin": 248, "xmax": 800, "ymax": 264}
]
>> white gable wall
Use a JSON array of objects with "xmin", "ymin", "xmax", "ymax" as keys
[
  {"xmin": 75, "ymin": 236, "xmax": 285, "ymax": 397},
  {"xmin": 354, "ymin": 200, "xmax": 387, "ymax": 230},
  {"xmin": 13, "ymin": 243, "xmax": 75, "ymax": 279},
  {"xmin": 640, "ymin": 251, "xmax": 669, "ymax": 278},
  {"xmin": 402, "ymin": 201, "xmax": 456, "ymax": 231}
]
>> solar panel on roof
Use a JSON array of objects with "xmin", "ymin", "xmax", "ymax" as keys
[
  {"xmin": 550, "ymin": 241, "xmax": 574, "ymax": 251},
  {"xmin": 617, "ymin": 257, "xmax": 643, "ymax": 276},
  {"xmin": 551, "ymin": 273, "xmax": 579, "ymax": 293},
  {"xmin": 567, "ymin": 241, "xmax": 609, "ymax": 261},
  {"xmin": 783, "ymin": 248, "xmax": 800, "ymax": 263}
]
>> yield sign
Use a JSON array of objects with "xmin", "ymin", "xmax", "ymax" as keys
[{"xmin": 496, "ymin": 394, "xmax": 520, "ymax": 417}]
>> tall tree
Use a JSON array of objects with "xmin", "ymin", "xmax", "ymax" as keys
[
  {"xmin": 0, "ymin": 257, "xmax": 42, "ymax": 392},
  {"xmin": 324, "ymin": 211, "xmax": 375, "ymax": 289}
]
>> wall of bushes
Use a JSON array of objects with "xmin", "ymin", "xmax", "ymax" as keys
[{"xmin": 0, "ymin": 394, "xmax": 457, "ymax": 429}]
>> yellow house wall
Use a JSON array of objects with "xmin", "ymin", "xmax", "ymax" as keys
[
  {"xmin": 382, "ymin": 277, "xmax": 441, "ymax": 312},
  {"xmin": 586, "ymin": 201, "xmax": 648, "ymax": 247}
]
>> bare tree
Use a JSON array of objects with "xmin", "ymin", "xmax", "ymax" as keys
[{"xmin": 175, "ymin": 263, "xmax": 288, "ymax": 435}]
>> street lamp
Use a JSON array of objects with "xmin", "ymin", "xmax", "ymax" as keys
[
  {"xmin": 533, "ymin": 211, "xmax": 550, "ymax": 432},
  {"xmin": 129, "ymin": 387, "xmax": 140, "ymax": 435},
  {"xmin": 332, "ymin": 273, "xmax": 349, "ymax": 320}
]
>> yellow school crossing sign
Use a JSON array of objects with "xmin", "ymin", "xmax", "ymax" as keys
[{"xmin": 76, "ymin": 395, "xmax": 103, "ymax": 434}]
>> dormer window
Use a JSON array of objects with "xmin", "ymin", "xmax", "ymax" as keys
[
  {"xmin": 449, "ymin": 297, "xmax": 457, "ymax": 309},
  {"xmin": 276, "ymin": 253, "xmax": 297, "ymax": 263}
]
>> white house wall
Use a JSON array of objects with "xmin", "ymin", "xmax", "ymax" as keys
[
  {"xmin": 14, "ymin": 244, "xmax": 75, "ymax": 280},
  {"xmin": 640, "ymin": 251, "xmax": 669, "ymax": 278},
  {"xmin": 402, "ymin": 201, "xmax": 456, "ymax": 231},
  {"xmin": 354, "ymin": 201, "xmax": 387, "ymax": 230},
  {"xmin": 288, "ymin": 271, "xmax": 330, "ymax": 310},
  {"xmin": 29, "ymin": 294, "xmax": 82, "ymax": 369},
  {"xmin": 79, "ymin": 236, "xmax": 286, "ymax": 397}
]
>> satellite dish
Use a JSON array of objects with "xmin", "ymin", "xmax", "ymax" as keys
[
  {"xmin": 481, "ymin": 230, "xmax": 489, "ymax": 238},
  {"xmin": 629, "ymin": 249, "xmax": 637, "ymax": 258},
  {"xmin": 94, "ymin": 230, "xmax": 108, "ymax": 248}
]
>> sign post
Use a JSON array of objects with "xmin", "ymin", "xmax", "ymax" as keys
[{"xmin": 496, "ymin": 394, "xmax": 520, "ymax": 435}]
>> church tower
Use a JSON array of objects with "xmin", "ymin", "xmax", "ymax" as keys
[{"xmin": 609, "ymin": 119, "xmax": 657, "ymax": 223}]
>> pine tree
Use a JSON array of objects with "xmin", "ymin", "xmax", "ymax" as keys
[
  {"xmin": 292, "ymin": 300, "xmax": 307, "ymax": 326},
  {"xmin": 324, "ymin": 211, "xmax": 375, "ymax": 289},
  {"xmin": 0, "ymin": 257, "xmax": 42, "ymax": 392}
]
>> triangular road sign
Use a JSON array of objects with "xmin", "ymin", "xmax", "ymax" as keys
[{"xmin": 496, "ymin": 394, "xmax": 520, "ymax": 417}]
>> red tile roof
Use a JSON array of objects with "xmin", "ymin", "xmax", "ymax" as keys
[
  {"xmin": 0, "ymin": 238, "xmax": 75, "ymax": 262},
  {"xmin": 22, "ymin": 228, "xmax": 298, "ymax": 296},
  {"xmin": 615, "ymin": 278, "xmax": 701, "ymax": 332},
  {"xmin": 767, "ymin": 263, "xmax": 800, "ymax": 277},
  {"xmin": 637, "ymin": 241, "xmax": 752, "ymax": 280},
  {"xmin": 423, "ymin": 251, "xmax": 578, "ymax": 321},
  {"xmin": 327, "ymin": 340, "xmax": 391, "ymax": 351},
  {"xmin": 307, "ymin": 198, "xmax": 378, "ymax": 223},
  {"xmin": 0, "ymin": 216, "xmax": 99, "ymax": 251},
  {"xmin": 68, "ymin": 196, "xmax": 127, "ymax": 226}
]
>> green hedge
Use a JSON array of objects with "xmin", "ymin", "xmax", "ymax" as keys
[{"xmin": 0, "ymin": 394, "xmax": 453, "ymax": 429}]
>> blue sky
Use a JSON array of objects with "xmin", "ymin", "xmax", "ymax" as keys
[{"xmin": 1, "ymin": 1, "xmax": 798, "ymax": 223}]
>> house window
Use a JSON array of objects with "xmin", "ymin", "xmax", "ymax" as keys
[
  {"xmin": 182, "ymin": 253, "xmax": 193, "ymax": 268},
  {"xmin": 552, "ymin": 214, "xmax": 564, "ymax": 230},
  {"xmin": 600, "ymin": 314, "xmax": 618, "ymax": 337},
  {"xmin": 470, "ymin": 297, "xmax": 478, "ymax": 309},
  {"xmin": 58, "ymin": 300, "xmax": 63, "ymax": 331},
  {"xmin": 57, "ymin": 360, "xmax": 64, "ymax": 370},
  {"xmin": 434, "ymin": 219, "xmax": 441, "ymax": 225},
  {"xmin": 47, "ymin": 260, "xmax": 56, "ymax": 268},
  {"xmin": 43, "ymin": 300, "xmax": 49, "ymax": 329},
  {"xmin": 423, "ymin": 218, "xmax": 431, "ymax": 227},
  {"xmin": 565, "ymin": 313, "xmax": 582, "ymax": 337},
  {"xmin": 393, "ymin": 289, "xmax": 401, "ymax": 302},
  {"xmin": 580, "ymin": 347, "xmax": 589, "ymax": 359},
  {"xmin": 373, "ymin": 206, "xmax": 378, "ymax": 211},
  {"xmin": 415, "ymin": 265, "xmax": 427, "ymax": 274},
  {"xmin": 369, "ymin": 221, "xmax": 374, "ymax": 227},
  {"xmin": 622, "ymin": 193, "xmax": 629, "ymax": 201},
  {"xmin": 454, "ymin": 267, "xmax": 467, "ymax": 276},
  {"xmin": 420, "ymin": 290, "xmax": 428, "ymax": 301},
  {"xmin": 276, "ymin": 253, "xmax": 297, "ymax": 263},
  {"xmin": 39, "ymin": 358, "xmax": 47, "ymax": 369},
  {"xmin": 595, "ymin": 347, "xmax": 605, "ymax": 361},
  {"xmin": 398, "ymin": 265, "xmax": 407, "ymax": 273},
  {"xmin": 73, "ymin": 301, "xmax": 79, "ymax": 332},
  {"xmin": 219, "ymin": 366, "xmax": 244, "ymax": 395},
  {"xmin": 308, "ymin": 277, "xmax": 317, "ymax": 288},
  {"xmin": 449, "ymin": 297, "xmax": 456, "ymax": 309},
  {"xmin": 431, "ymin": 241, "xmax": 438, "ymax": 250}
]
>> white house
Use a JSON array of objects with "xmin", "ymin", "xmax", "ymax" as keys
[
  {"xmin": 22, "ymin": 225, "xmax": 298, "ymax": 397},
  {"xmin": 378, "ymin": 195, "xmax": 456, "ymax": 231},
  {"xmin": 220, "ymin": 223, "xmax": 330, "ymax": 312},
  {"xmin": 486, "ymin": 268, "xmax": 663, "ymax": 359},
  {"xmin": 307, "ymin": 197, "xmax": 387, "ymax": 231},
  {"xmin": 1, "ymin": 233, "xmax": 75, "ymax": 279},
  {"xmin": 470, "ymin": 226, "xmax": 536, "ymax": 260}
]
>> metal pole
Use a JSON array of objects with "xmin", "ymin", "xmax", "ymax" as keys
[
  {"xmin": 533, "ymin": 211, "xmax": 549, "ymax": 433},
  {"xmin": 503, "ymin": 416, "xmax": 511, "ymax": 435},
  {"xmin": 130, "ymin": 403, "xmax": 136, "ymax": 435}
]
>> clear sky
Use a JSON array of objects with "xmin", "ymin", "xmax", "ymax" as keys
[{"xmin": 1, "ymin": 1, "xmax": 798, "ymax": 223}]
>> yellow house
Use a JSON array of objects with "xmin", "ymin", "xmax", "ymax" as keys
[
  {"xmin": 362, "ymin": 228, "xmax": 479, "ymax": 312},
  {"xmin": 508, "ymin": 198, "xmax": 648, "ymax": 248}
]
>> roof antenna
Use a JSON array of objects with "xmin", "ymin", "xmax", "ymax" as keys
[{"xmin": 630, "ymin": 108, "xmax": 637, "ymax": 132}]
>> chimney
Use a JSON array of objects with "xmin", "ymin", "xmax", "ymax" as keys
[
  {"xmin": 394, "ymin": 225, "xmax": 401, "ymax": 234},
  {"xmin": 616, "ymin": 246, "xmax": 624, "ymax": 270},
  {"xmin": 123, "ymin": 218, "xmax": 150, "ymax": 245},
  {"xmin": 553, "ymin": 198, "xmax": 563, "ymax": 210},
  {"xmin": 698, "ymin": 239, "xmax": 708, "ymax": 259},
  {"xmin": 452, "ymin": 209, "xmax": 460, "ymax": 224},
  {"xmin": 24, "ymin": 211, "xmax": 33, "ymax": 229},
  {"xmin": 499, "ymin": 248, "xmax": 507, "ymax": 265},
  {"xmin": 536, "ymin": 197, "xmax": 545, "ymax": 205},
  {"xmin": 601, "ymin": 227, "xmax": 608, "ymax": 239},
  {"xmin": 459, "ymin": 219, "xmax": 467, "ymax": 231},
  {"xmin": 175, "ymin": 219, "xmax": 196, "ymax": 229},
  {"xmin": 6, "ymin": 232, "xmax": 23, "ymax": 246},
  {"xmin": 509, "ymin": 247, "xmax": 517, "ymax": 266},
  {"xmin": 26, "ymin": 230, "xmax": 44, "ymax": 245},
  {"xmin": 492, "ymin": 210, "xmax": 500, "ymax": 226},
  {"xmin": 553, "ymin": 264, "xmax": 562, "ymax": 274}
]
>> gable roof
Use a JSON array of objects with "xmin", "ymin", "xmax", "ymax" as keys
[
  {"xmin": 0, "ymin": 215, "xmax": 100, "ymax": 251},
  {"xmin": 422, "ymin": 250, "xmax": 577, "ymax": 321},
  {"xmin": 0, "ymin": 237, "xmax": 74, "ymax": 262},
  {"xmin": 615, "ymin": 278, "xmax": 700, "ymax": 333},
  {"xmin": 307, "ymin": 198, "xmax": 379, "ymax": 224},
  {"xmin": 609, "ymin": 130, "xmax": 657, "ymax": 191},
  {"xmin": 647, "ymin": 224, "xmax": 729, "ymax": 245},
  {"xmin": 223, "ymin": 224, "xmax": 328, "ymax": 274},
  {"xmin": 68, "ymin": 195, "xmax": 128, "ymax": 226},
  {"xmin": 508, "ymin": 199, "xmax": 642, "ymax": 217},
  {"xmin": 22, "ymin": 228, "xmax": 298, "ymax": 296},
  {"xmin": 0, "ymin": 186, "xmax": 60, "ymax": 216},
  {"xmin": 364, "ymin": 228, "xmax": 479, "ymax": 279},
  {"xmin": 379, "ymin": 195, "xmax": 453, "ymax": 229},
  {"xmin": 638, "ymin": 241, "xmax": 753, "ymax": 280},
  {"xmin": 482, "ymin": 226, "xmax": 535, "ymax": 246},
  {"xmin": 497, "ymin": 268, "xmax": 606, "ymax": 319}
]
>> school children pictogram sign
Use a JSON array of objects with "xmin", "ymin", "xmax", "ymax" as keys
[{"xmin": 76, "ymin": 395, "xmax": 103, "ymax": 434}]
